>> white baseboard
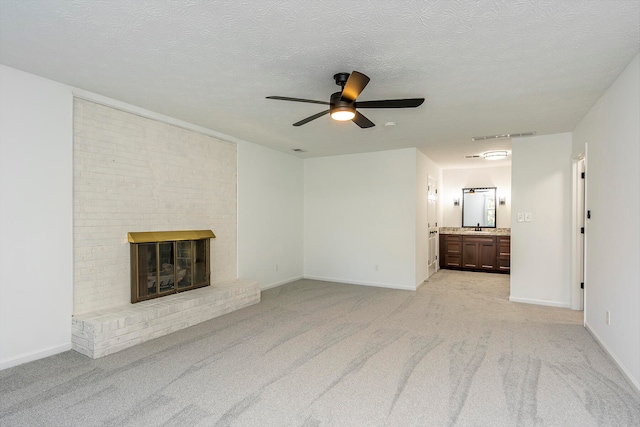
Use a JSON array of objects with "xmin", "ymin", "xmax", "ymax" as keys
[
  {"xmin": 585, "ymin": 322, "xmax": 640, "ymax": 394},
  {"xmin": 0, "ymin": 342, "xmax": 72, "ymax": 371},
  {"xmin": 303, "ymin": 275, "xmax": 416, "ymax": 291},
  {"xmin": 509, "ymin": 296, "xmax": 570, "ymax": 308},
  {"xmin": 260, "ymin": 275, "xmax": 304, "ymax": 290}
]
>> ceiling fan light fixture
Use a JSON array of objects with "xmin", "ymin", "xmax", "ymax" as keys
[
  {"xmin": 483, "ymin": 151, "xmax": 508, "ymax": 160},
  {"xmin": 331, "ymin": 109, "xmax": 356, "ymax": 121},
  {"xmin": 330, "ymin": 92, "xmax": 356, "ymax": 121}
]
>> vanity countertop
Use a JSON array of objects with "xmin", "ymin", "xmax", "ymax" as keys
[{"xmin": 439, "ymin": 227, "xmax": 511, "ymax": 236}]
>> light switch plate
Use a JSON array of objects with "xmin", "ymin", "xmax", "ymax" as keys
[
  {"xmin": 517, "ymin": 213, "xmax": 524, "ymax": 222},
  {"xmin": 525, "ymin": 213, "xmax": 532, "ymax": 222}
]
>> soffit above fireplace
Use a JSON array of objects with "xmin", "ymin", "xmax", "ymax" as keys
[{"xmin": 127, "ymin": 230, "xmax": 216, "ymax": 244}]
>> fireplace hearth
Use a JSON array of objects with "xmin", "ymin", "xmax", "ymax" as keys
[{"xmin": 129, "ymin": 230, "xmax": 215, "ymax": 303}]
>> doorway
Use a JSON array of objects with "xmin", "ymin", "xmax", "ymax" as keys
[{"xmin": 571, "ymin": 156, "xmax": 586, "ymax": 312}]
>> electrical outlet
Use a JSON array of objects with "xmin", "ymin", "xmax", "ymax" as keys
[
  {"xmin": 525, "ymin": 213, "xmax": 532, "ymax": 222},
  {"xmin": 606, "ymin": 310, "xmax": 610, "ymax": 325},
  {"xmin": 517, "ymin": 213, "xmax": 524, "ymax": 222}
]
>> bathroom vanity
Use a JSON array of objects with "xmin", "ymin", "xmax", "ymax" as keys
[{"xmin": 439, "ymin": 229, "xmax": 510, "ymax": 273}]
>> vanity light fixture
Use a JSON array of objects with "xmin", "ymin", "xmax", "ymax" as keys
[{"xmin": 483, "ymin": 151, "xmax": 508, "ymax": 160}]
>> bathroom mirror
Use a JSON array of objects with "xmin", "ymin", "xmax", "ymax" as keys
[{"xmin": 462, "ymin": 187, "xmax": 496, "ymax": 228}]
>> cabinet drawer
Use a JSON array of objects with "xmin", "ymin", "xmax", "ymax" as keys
[
  {"xmin": 498, "ymin": 243, "xmax": 510, "ymax": 257},
  {"xmin": 447, "ymin": 241, "xmax": 462, "ymax": 254},
  {"xmin": 445, "ymin": 254, "xmax": 462, "ymax": 267},
  {"xmin": 497, "ymin": 257, "xmax": 510, "ymax": 271},
  {"xmin": 463, "ymin": 235, "xmax": 495, "ymax": 244}
]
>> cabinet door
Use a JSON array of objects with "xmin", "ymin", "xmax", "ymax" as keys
[
  {"xmin": 463, "ymin": 242, "xmax": 479, "ymax": 268},
  {"xmin": 479, "ymin": 242, "xmax": 496, "ymax": 269},
  {"xmin": 462, "ymin": 236, "xmax": 496, "ymax": 270}
]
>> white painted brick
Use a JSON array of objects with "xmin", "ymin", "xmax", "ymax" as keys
[
  {"xmin": 73, "ymin": 99, "xmax": 237, "ymax": 314},
  {"xmin": 72, "ymin": 280, "xmax": 259, "ymax": 358}
]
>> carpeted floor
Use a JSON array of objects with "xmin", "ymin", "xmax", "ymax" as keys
[{"xmin": 1, "ymin": 270, "xmax": 638, "ymax": 426}]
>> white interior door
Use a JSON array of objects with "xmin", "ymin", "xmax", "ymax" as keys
[
  {"xmin": 428, "ymin": 177, "xmax": 438, "ymax": 278},
  {"xmin": 577, "ymin": 158, "xmax": 585, "ymax": 311}
]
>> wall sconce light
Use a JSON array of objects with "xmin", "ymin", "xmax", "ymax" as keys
[
  {"xmin": 453, "ymin": 198, "xmax": 460, "ymax": 206},
  {"xmin": 499, "ymin": 196, "xmax": 506, "ymax": 205}
]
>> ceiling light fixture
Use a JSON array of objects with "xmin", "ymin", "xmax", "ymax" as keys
[
  {"xmin": 472, "ymin": 131, "xmax": 536, "ymax": 141},
  {"xmin": 331, "ymin": 108, "xmax": 356, "ymax": 121},
  {"xmin": 329, "ymin": 91, "xmax": 356, "ymax": 121},
  {"xmin": 330, "ymin": 97, "xmax": 356, "ymax": 121},
  {"xmin": 483, "ymin": 151, "xmax": 508, "ymax": 160}
]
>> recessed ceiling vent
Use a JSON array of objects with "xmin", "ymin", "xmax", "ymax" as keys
[
  {"xmin": 291, "ymin": 148, "xmax": 306, "ymax": 152},
  {"xmin": 471, "ymin": 131, "xmax": 536, "ymax": 142},
  {"xmin": 465, "ymin": 155, "xmax": 481, "ymax": 159}
]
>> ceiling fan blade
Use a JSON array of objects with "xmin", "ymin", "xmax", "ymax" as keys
[
  {"xmin": 293, "ymin": 110, "xmax": 330, "ymax": 126},
  {"xmin": 356, "ymin": 98, "xmax": 425, "ymax": 108},
  {"xmin": 352, "ymin": 111, "xmax": 375, "ymax": 128},
  {"xmin": 341, "ymin": 71, "xmax": 370, "ymax": 103},
  {"xmin": 266, "ymin": 96, "xmax": 330, "ymax": 105}
]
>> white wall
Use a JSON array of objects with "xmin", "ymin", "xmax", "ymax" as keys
[
  {"xmin": 0, "ymin": 66, "xmax": 73, "ymax": 369},
  {"xmin": 237, "ymin": 141, "xmax": 304, "ymax": 289},
  {"xmin": 441, "ymin": 166, "xmax": 511, "ymax": 228},
  {"xmin": 510, "ymin": 133, "xmax": 572, "ymax": 308},
  {"xmin": 573, "ymin": 54, "xmax": 639, "ymax": 389},
  {"xmin": 304, "ymin": 148, "xmax": 419, "ymax": 290}
]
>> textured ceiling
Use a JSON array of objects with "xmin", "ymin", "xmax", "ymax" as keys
[{"xmin": 1, "ymin": 0, "xmax": 639, "ymax": 169}]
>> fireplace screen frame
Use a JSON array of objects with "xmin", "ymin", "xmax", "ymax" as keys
[{"xmin": 129, "ymin": 230, "xmax": 215, "ymax": 304}]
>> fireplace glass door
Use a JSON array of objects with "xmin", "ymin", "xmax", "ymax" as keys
[{"xmin": 131, "ymin": 237, "xmax": 210, "ymax": 303}]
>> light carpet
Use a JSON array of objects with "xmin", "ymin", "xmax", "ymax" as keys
[{"xmin": 1, "ymin": 270, "xmax": 638, "ymax": 426}]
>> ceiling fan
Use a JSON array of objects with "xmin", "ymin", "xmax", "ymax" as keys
[{"xmin": 266, "ymin": 71, "xmax": 425, "ymax": 128}]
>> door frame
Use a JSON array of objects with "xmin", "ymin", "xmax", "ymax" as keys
[{"xmin": 570, "ymin": 147, "xmax": 587, "ymax": 317}]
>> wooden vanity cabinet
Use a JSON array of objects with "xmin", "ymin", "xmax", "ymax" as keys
[{"xmin": 440, "ymin": 234, "xmax": 510, "ymax": 273}]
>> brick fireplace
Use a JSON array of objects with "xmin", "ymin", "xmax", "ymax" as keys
[{"xmin": 71, "ymin": 99, "xmax": 258, "ymax": 358}]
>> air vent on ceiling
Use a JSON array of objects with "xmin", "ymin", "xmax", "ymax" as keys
[
  {"xmin": 471, "ymin": 131, "xmax": 536, "ymax": 142},
  {"xmin": 465, "ymin": 155, "xmax": 481, "ymax": 159},
  {"xmin": 291, "ymin": 148, "xmax": 306, "ymax": 152}
]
